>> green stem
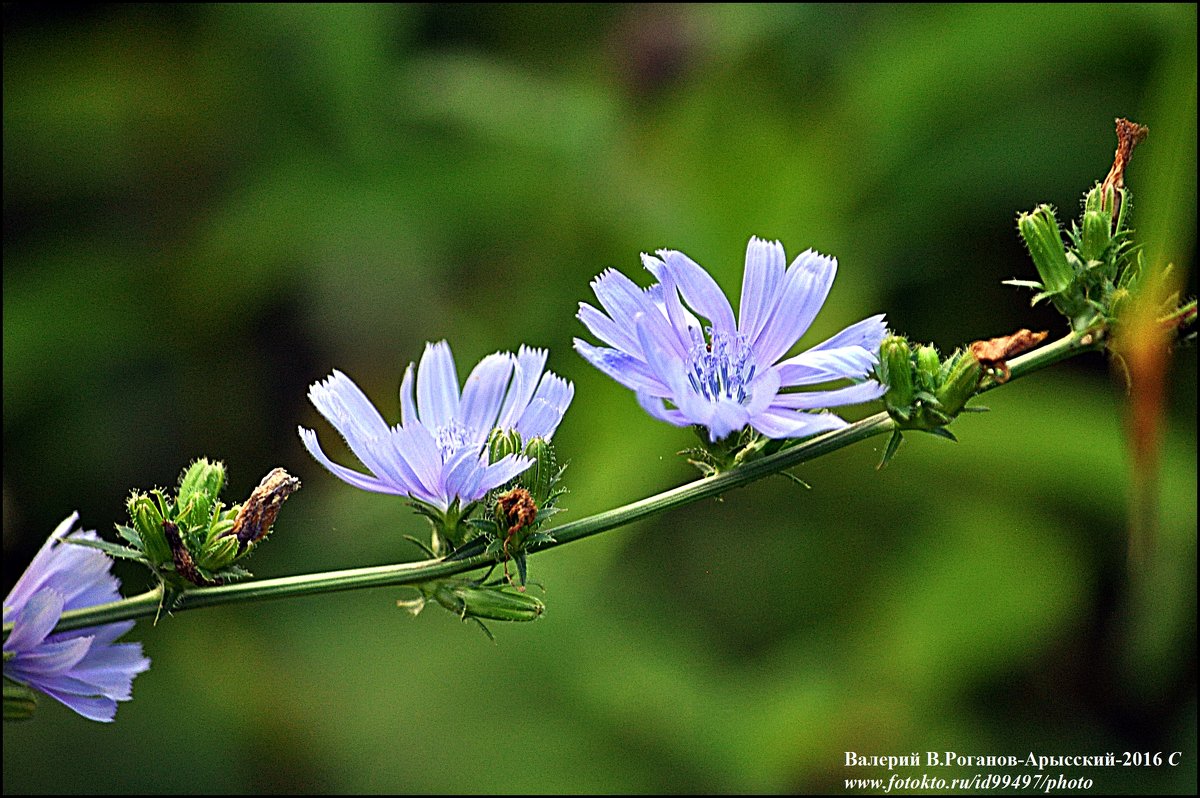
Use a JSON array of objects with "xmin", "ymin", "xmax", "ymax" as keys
[{"xmin": 5, "ymin": 331, "xmax": 1098, "ymax": 639}]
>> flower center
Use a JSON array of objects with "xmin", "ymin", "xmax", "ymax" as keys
[
  {"xmin": 435, "ymin": 421, "xmax": 472, "ymax": 460},
  {"xmin": 686, "ymin": 330, "xmax": 756, "ymax": 404}
]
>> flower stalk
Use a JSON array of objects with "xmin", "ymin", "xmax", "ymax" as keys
[{"xmin": 4, "ymin": 329, "xmax": 1101, "ymax": 642}]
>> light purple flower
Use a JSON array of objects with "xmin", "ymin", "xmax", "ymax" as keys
[
  {"xmin": 3, "ymin": 513, "xmax": 151, "ymax": 722},
  {"xmin": 300, "ymin": 341, "xmax": 574, "ymax": 511},
  {"xmin": 574, "ymin": 236, "xmax": 887, "ymax": 442}
]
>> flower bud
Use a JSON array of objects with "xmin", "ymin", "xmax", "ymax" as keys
[
  {"xmin": 128, "ymin": 492, "xmax": 171, "ymax": 566},
  {"xmin": 225, "ymin": 468, "xmax": 300, "ymax": 550},
  {"xmin": 1017, "ymin": 205, "xmax": 1073, "ymax": 295},
  {"xmin": 1080, "ymin": 209, "xmax": 1112, "ymax": 263},
  {"xmin": 197, "ymin": 534, "xmax": 240, "ymax": 572},
  {"xmin": 878, "ymin": 336, "xmax": 913, "ymax": 421},
  {"xmin": 1083, "ymin": 181, "xmax": 1116, "ymax": 216},
  {"xmin": 915, "ymin": 345, "xmax": 941, "ymax": 393},
  {"xmin": 935, "ymin": 350, "xmax": 982, "ymax": 416},
  {"xmin": 176, "ymin": 459, "xmax": 226, "ymax": 530},
  {"xmin": 487, "ymin": 428, "xmax": 523, "ymax": 464},
  {"xmin": 433, "ymin": 583, "xmax": 545, "ymax": 622},
  {"xmin": 522, "ymin": 436, "xmax": 558, "ymax": 506}
]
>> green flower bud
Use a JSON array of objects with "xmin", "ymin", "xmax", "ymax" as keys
[
  {"xmin": 177, "ymin": 459, "xmax": 225, "ymax": 530},
  {"xmin": 433, "ymin": 583, "xmax": 545, "ymax": 622},
  {"xmin": 1080, "ymin": 209, "xmax": 1112, "ymax": 263},
  {"xmin": 915, "ymin": 345, "xmax": 941, "ymax": 393},
  {"xmin": 522, "ymin": 436, "xmax": 558, "ymax": 506},
  {"xmin": 878, "ymin": 336, "xmax": 914, "ymax": 421},
  {"xmin": 198, "ymin": 534, "xmax": 240, "ymax": 571},
  {"xmin": 1017, "ymin": 205, "xmax": 1073, "ymax": 295},
  {"xmin": 128, "ymin": 491, "xmax": 171, "ymax": 566},
  {"xmin": 487, "ymin": 428, "xmax": 523, "ymax": 465},
  {"xmin": 935, "ymin": 350, "xmax": 982, "ymax": 416},
  {"xmin": 4, "ymin": 680, "xmax": 38, "ymax": 721},
  {"xmin": 1083, "ymin": 181, "xmax": 1117, "ymax": 217}
]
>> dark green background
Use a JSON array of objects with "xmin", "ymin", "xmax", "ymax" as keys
[{"xmin": 4, "ymin": 4, "xmax": 1195, "ymax": 793}]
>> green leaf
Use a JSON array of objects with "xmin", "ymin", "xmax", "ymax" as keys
[
  {"xmin": 63, "ymin": 536, "xmax": 146, "ymax": 562},
  {"xmin": 877, "ymin": 429, "xmax": 904, "ymax": 470},
  {"xmin": 115, "ymin": 524, "xmax": 142, "ymax": 548},
  {"xmin": 402, "ymin": 535, "xmax": 438, "ymax": 558}
]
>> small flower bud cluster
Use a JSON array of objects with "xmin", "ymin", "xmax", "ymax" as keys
[
  {"xmin": 1011, "ymin": 187, "xmax": 1137, "ymax": 331},
  {"xmin": 87, "ymin": 460, "xmax": 299, "ymax": 592},
  {"xmin": 874, "ymin": 335, "xmax": 986, "ymax": 467},
  {"xmin": 878, "ymin": 336, "xmax": 982, "ymax": 430},
  {"xmin": 476, "ymin": 430, "xmax": 567, "ymax": 585},
  {"xmin": 1005, "ymin": 120, "xmax": 1183, "ymax": 336}
]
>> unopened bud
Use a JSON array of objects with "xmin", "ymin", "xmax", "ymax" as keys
[
  {"xmin": 878, "ymin": 336, "xmax": 913, "ymax": 421},
  {"xmin": 176, "ymin": 459, "xmax": 226, "ymax": 530},
  {"xmin": 1080, "ymin": 209, "xmax": 1112, "ymax": 263},
  {"xmin": 935, "ymin": 350, "xmax": 982, "ymax": 416},
  {"xmin": 487, "ymin": 428, "xmax": 523, "ymax": 464},
  {"xmin": 1017, "ymin": 205, "xmax": 1073, "ymax": 295},
  {"xmin": 433, "ymin": 583, "xmax": 545, "ymax": 622},
  {"xmin": 915, "ymin": 345, "xmax": 941, "ymax": 393},
  {"xmin": 522, "ymin": 437, "xmax": 558, "ymax": 506},
  {"xmin": 128, "ymin": 492, "xmax": 171, "ymax": 566}
]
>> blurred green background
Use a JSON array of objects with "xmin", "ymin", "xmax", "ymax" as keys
[{"xmin": 4, "ymin": 4, "xmax": 1195, "ymax": 793}]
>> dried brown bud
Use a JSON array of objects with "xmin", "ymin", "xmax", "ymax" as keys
[
  {"xmin": 497, "ymin": 487, "xmax": 538, "ymax": 535},
  {"xmin": 227, "ymin": 468, "xmax": 301, "ymax": 549},
  {"xmin": 969, "ymin": 329, "xmax": 1049, "ymax": 383},
  {"xmin": 1100, "ymin": 118, "xmax": 1149, "ymax": 219}
]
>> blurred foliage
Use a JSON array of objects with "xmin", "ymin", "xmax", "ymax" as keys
[{"xmin": 3, "ymin": 4, "xmax": 1195, "ymax": 794}]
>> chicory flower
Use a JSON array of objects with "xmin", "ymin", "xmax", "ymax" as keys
[
  {"xmin": 3, "ymin": 513, "xmax": 151, "ymax": 722},
  {"xmin": 574, "ymin": 236, "xmax": 887, "ymax": 442},
  {"xmin": 300, "ymin": 342, "xmax": 573, "ymax": 511}
]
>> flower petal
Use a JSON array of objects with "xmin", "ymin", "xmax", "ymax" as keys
[
  {"xmin": 4, "ymin": 514, "xmax": 79, "ymax": 615},
  {"xmin": 495, "ymin": 346, "xmax": 549, "ymax": 431},
  {"xmin": 808, "ymin": 313, "xmax": 888, "ymax": 353},
  {"xmin": 298, "ymin": 427, "xmax": 405, "ymax": 495},
  {"xmin": 416, "ymin": 341, "xmax": 461, "ymax": 430},
  {"xmin": 572, "ymin": 338, "xmax": 669, "ymax": 395},
  {"xmin": 516, "ymin": 373, "xmax": 574, "ymax": 440},
  {"xmin": 705, "ymin": 401, "xmax": 750, "ymax": 442},
  {"xmin": 776, "ymin": 346, "xmax": 878, "ymax": 386},
  {"xmin": 751, "ymin": 249, "xmax": 836, "ymax": 365},
  {"xmin": 744, "ymin": 364, "xmax": 782, "ymax": 420},
  {"xmin": 398, "ymin": 363, "xmax": 420, "ymax": 428},
  {"xmin": 750, "ymin": 409, "xmax": 848, "ymax": 439},
  {"xmin": 475, "ymin": 453, "xmax": 535, "ymax": 496},
  {"xmin": 636, "ymin": 392, "xmax": 690, "ymax": 426},
  {"xmin": 589, "ymin": 268, "xmax": 658, "ymax": 351},
  {"xmin": 657, "ymin": 249, "xmax": 737, "ymax": 334},
  {"xmin": 459, "ymin": 352, "xmax": 515, "ymax": 441},
  {"xmin": 306, "ymin": 371, "xmax": 399, "ymax": 481},
  {"xmin": 643, "ymin": 257, "xmax": 703, "ymax": 358},
  {"xmin": 772, "ymin": 380, "xmax": 887, "ymax": 409},
  {"xmin": 4, "ymin": 590, "xmax": 65, "ymax": 653},
  {"xmin": 738, "ymin": 237, "xmax": 786, "ymax": 344},
  {"xmin": 34, "ymin": 686, "xmax": 119, "ymax": 723}
]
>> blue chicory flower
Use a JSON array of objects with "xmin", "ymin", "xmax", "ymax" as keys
[
  {"xmin": 574, "ymin": 236, "xmax": 887, "ymax": 442},
  {"xmin": 3, "ymin": 513, "xmax": 151, "ymax": 722},
  {"xmin": 300, "ymin": 341, "xmax": 573, "ymax": 511}
]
